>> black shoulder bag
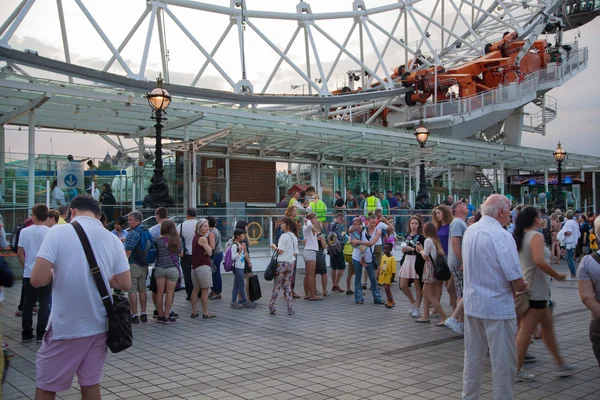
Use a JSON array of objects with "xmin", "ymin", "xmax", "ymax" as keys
[
  {"xmin": 72, "ymin": 221, "xmax": 133, "ymax": 354},
  {"xmin": 365, "ymin": 230, "xmax": 379, "ymax": 269}
]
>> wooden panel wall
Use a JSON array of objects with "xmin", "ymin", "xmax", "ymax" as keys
[{"xmin": 229, "ymin": 159, "xmax": 276, "ymax": 203}]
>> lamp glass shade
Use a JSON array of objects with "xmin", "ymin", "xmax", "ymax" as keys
[
  {"xmin": 553, "ymin": 142, "xmax": 566, "ymax": 162},
  {"xmin": 415, "ymin": 126, "xmax": 430, "ymax": 145},
  {"xmin": 148, "ymin": 87, "xmax": 171, "ymax": 111}
]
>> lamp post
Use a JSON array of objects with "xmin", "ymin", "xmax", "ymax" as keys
[
  {"xmin": 414, "ymin": 121, "xmax": 430, "ymax": 207},
  {"xmin": 553, "ymin": 141, "xmax": 566, "ymax": 210},
  {"xmin": 143, "ymin": 74, "xmax": 174, "ymax": 208}
]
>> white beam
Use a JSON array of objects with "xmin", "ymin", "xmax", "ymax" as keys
[
  {"xmin": 28, "ymin": 110, "xmax": 35, "ymax": 210},
  {"xmin": 0, "ymin": 93, "xmax": 51, "ymax": 125},
  {"xmin": 130, "ymin": 114, "xmax": 205, "ymax": 138}
]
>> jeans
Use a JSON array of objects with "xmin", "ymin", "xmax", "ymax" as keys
[
  {"xmin": 211, "ymin": 252, "xmax": 224, "ymax": 294},
  {"xmin": 231, "ymin": 268, "xmax": 247, "ymax": 304},
  {"xmin": 566, "ymin": 247, "xmax": 576, "ymax": 276},
  {"xmin": 181, "ymin": 254, "xmax": 193, "ymax": 299},
  {"xmin": 352, "ymin": 259, "xmax": 382, "ymax": 303},
  {"xmin": 22, "ymin": 278, "xmax": 51, "ymax": 339}
]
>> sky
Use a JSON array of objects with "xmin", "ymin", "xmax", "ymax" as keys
[{"xmin": 0, "ymin": 0, "xmax": 599, "ymax": 162}]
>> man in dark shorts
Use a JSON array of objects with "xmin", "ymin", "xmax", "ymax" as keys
[{"xmin": 329, "ymin": 213, "xmax": 347, "ymax": 293}]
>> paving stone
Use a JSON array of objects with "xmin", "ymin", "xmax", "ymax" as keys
[{"xmin": 2, "ymin": 262, "xmax": 597, "ymax": 400}]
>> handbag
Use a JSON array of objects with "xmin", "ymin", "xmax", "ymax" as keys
[
  {"xmin": 72, "ymin": 221, "xmax": 133, "ymax": 354},
  {"xmin": 343, "ymin": 242, "xmax": 353, "ymax": 264},
  {"xmin": 264, "ymin": 251, "xmax": 278, "ymax": 281},
  {"xmin": 316, "ymin": 249, "xmax": 327, "ymax": 274},
  {"xmin": 248, "ymin": 274, "xmax": 262, "ymax": 301},
  {"xmin": 365, "ymin": 231, "xmax": 379, "ymax": 269},
  {"xmin": 514, "ymin": 292, "xmax": 529, "ymax": 317},
  {"xmin": 433, "ymin": 255, "xmax": 452, "ymax": 281}
]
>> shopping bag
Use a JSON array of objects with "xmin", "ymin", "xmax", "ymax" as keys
[{"xmin": 248, "ymin": 274, "xmax": 262, "ymax": 301}]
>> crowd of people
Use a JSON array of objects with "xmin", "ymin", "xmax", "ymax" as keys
[{"xmin": 1, "ymin": 190, "xmax": 600, "ymax": 399}]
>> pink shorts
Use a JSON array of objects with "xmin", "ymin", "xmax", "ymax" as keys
[{"xmin": 36, "ymin": 323, "xmax": 108, "ymax": 392}]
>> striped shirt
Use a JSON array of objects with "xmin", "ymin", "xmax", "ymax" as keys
[{"xmin": 462, "ymin": 216, "xmax": 523, "ymax": 320}]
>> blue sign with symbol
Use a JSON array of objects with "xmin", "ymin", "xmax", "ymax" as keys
[{"xmin": 64, "ymin": 174, "xmax": 78, "ymax": 188}]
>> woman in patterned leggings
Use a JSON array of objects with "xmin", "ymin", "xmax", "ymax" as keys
[{"xmin": 269, "ymin": 218, "xmax": 299, "ymax": 315}]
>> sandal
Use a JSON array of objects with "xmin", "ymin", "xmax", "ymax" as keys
[
  {"xmin": 202, "ymin": 313, "xmax": 216, "ymax": 319},
  {"xmin": 415, "ymin": 318, "xmax": 430, "ymax": 323},
  {"xmin": 292, "ymin": 293, "xmax": 301, "ymax": 299},
  {"xmin": 269, "ymin": 306, "xmax": 276, "ymax": 314},
  {"xmin": 436, "ymin": 321, "xmax": 446, "ymax": 327},
  {"xmin": 190, "ymin": 313, "xmax": 200, "ymax": 318},
  {"xmin": 309, "ymin": 297, "xmax": 323, "ymax": 301}
]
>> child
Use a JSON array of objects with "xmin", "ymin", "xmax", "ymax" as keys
[
  {"xmin": 229, "ymin": 229, "xmax": 255, "ymax": 309},
  {"xmin": 350, "ymin": 217, "xmax": 367, "ymax": 267},
  {"xmin": 378, "ymin": 243, "xmax": 396, "ymax": 308}
]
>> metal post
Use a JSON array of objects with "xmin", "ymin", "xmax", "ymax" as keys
[
  {"xmin": 183, "ymin": 125, "xmax": 190, "ymax": 209},
  {"xmin": 499, "ymin": 162, "xmax": 505, "ymax": 195},
  {"xmin": 28, "ymin": 110, "xmax": 35, "ymax": 210},
  {"xmin": 544, "ymin": 167, "xmax": 549, "ymax": 210},
  {"xmin": 225, "ymin": 158, "xmax": 230, "ymax": 204},
  {"xmin": 192, "ymin": 152, "xmax": 197, "ymax": 207},
  {"xmin": 132, "ymin": 181, "xmax": 136, "ymax": 211},
  {"xmin": 12, "ymin": 179, "xmax": 16, "ymax": 204},
  {"xmin": 493, "ymin": 169, "xmax": 498, "ymax": 191},
  {"xmin": 119, "ymin": 169, "xmax": 123, "ymax": 204},
  {"xmin": 448, "ymin": 167, "xmax": 453, "ymax": 195},
  {"xmin": 556, "ymin": 160, "xmax": 563, "ymax": 206},
  {"xmin": 408, "ymin": 168, "xmax": 412, "ymax": 203},
  {"xmin": 46, "ymin": 180, "xmax": 50, "ymax": 207},
  {"xmin": 138, "ymin": 137, "xmax": 145, "ymax": 202},
  {"xmin": 593, "ymin": 172, "xmax": 597, "ymax": 214},
  {"xmin": 342, "ymin": 166, "xmax": 346, "ymax": 199},
  {"xmin": 0, "ymin": 125, "xmax": 5, "ymax": 199}
]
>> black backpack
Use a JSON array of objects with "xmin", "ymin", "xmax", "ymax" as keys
[{"xmin": 10, "ymin": 224, "xmax": 25, "ymax": 253}]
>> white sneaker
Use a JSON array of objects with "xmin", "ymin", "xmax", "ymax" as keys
[
  {"xmin": 411, "ymin": 308, "xmax": 421, "ymax": 318},
  {"xmin": 408, "ymin": 303, "xmax": 416, "ymax": 315},
  {"xmin": 444, "ymin": 318, "xmax": 464, "ymax": 336},
  {"xmin": 516, "ymin": 369, "xmax": 535, "ymax": 382},
  {"xmin": 556, "ymin": 364, "xmax": 576, "ymax": 377}
]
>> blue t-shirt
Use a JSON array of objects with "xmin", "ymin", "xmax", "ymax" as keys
[
  {"xmin": 388, "ymin": 196, "xmax": 399, "ymax": 209},
  {"xmin": 437, "ymin": 224, "xmax": 450, "ymax": 255}
]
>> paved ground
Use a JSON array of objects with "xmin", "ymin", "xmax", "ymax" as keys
[{"xmin": 2, "ymin": 260, "xmax": 599, "ymax": 400}]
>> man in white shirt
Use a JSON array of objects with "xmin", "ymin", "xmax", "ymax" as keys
[
  {"xmin": 462, "ymin": 194, "xmax": 528, "ymax": 400},
  {"xmin": 17, "ymin": 204, "xmax": 51, "ymax": 343},
  {"xmin": 177, "ymin": 207, "xmax": 198, "ymax": 301},
  {"xmin": 560, "ymin": 209, "xmax": 581, "ymax": 279},
  {"xmin": 31, "ymin": 195, "xmax": 130, "ymax": 400}
]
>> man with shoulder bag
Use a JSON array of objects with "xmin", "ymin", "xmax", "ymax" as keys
[{"xmin": 30, "ymin": 195, "xmax": 131, "ymax": 400}]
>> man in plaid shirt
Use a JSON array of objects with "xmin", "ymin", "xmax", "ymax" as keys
[
  {"xmin": 124, "ymin": 211, "xmax": 150, "ymax": 324},
  {"xmin": 443, "ymin": 199, "xmax": 469, "ymax": 336}
]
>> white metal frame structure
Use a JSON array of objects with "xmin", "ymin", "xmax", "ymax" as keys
[
  {"xmin": 0, "ymin": 0, "xmax": 597, "ymax": 210},
  {"xmin": 0, "ymin": 0, "xmax": 569, "ymax": 94}
]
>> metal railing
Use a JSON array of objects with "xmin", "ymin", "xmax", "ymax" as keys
[{"xmin": 407, "ymin": 47, "xmax": 588, "ymax": 121}]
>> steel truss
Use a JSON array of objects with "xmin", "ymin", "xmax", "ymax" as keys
[{"xmin": 0, "ymin": 0, "xmax": 555, "ymax": 100}]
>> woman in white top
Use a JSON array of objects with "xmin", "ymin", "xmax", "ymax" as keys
[
  {"xmin": 416, "ymin": 221, "xmax": 448, "ymax": 325},
  {"xmin": 349, "ymin": 214, "xmax": 385, "ymax": 304},
  {"xmin": 50, "ymin": 180, "xmax": 65, "ymax": 208},
  {"xmin": 303, "ymin": 213, "xmax": 321, "ymax": 301},
  {"xmin": 269, "ymin": 217, "xmax": 299, "ymax": 315}
]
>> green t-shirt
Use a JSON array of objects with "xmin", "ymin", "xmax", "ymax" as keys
[{"xmin": 381, "ymin": 198, "xmax": 390, "ymax": 214}]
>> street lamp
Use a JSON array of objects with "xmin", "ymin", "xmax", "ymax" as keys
[
  {"xmin": 553, "ymin": 141, "xmax": 566, "ymax": 209},
  {"xmin": 414, "ymin": 121, "xmax": 430, "ymax": 207},
  {"xmin": 143, "ymin": 74, "xmax": 174, "ymax": 208}
]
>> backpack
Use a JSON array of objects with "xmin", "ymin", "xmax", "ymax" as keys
[
  {"xmin": 223, "ymin": 243, "xmax": 235, "ymax": 272},
  {"xmin": 134, "ymin": 227, "xmax": 157, "ymax": 266},
  {"xmin": 326, "ymin": 223, "xmax": 344, "ymax": 255},
  {"xmin": 10, "ymin": 218, "xmax": 33, "ymax": 253}
]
